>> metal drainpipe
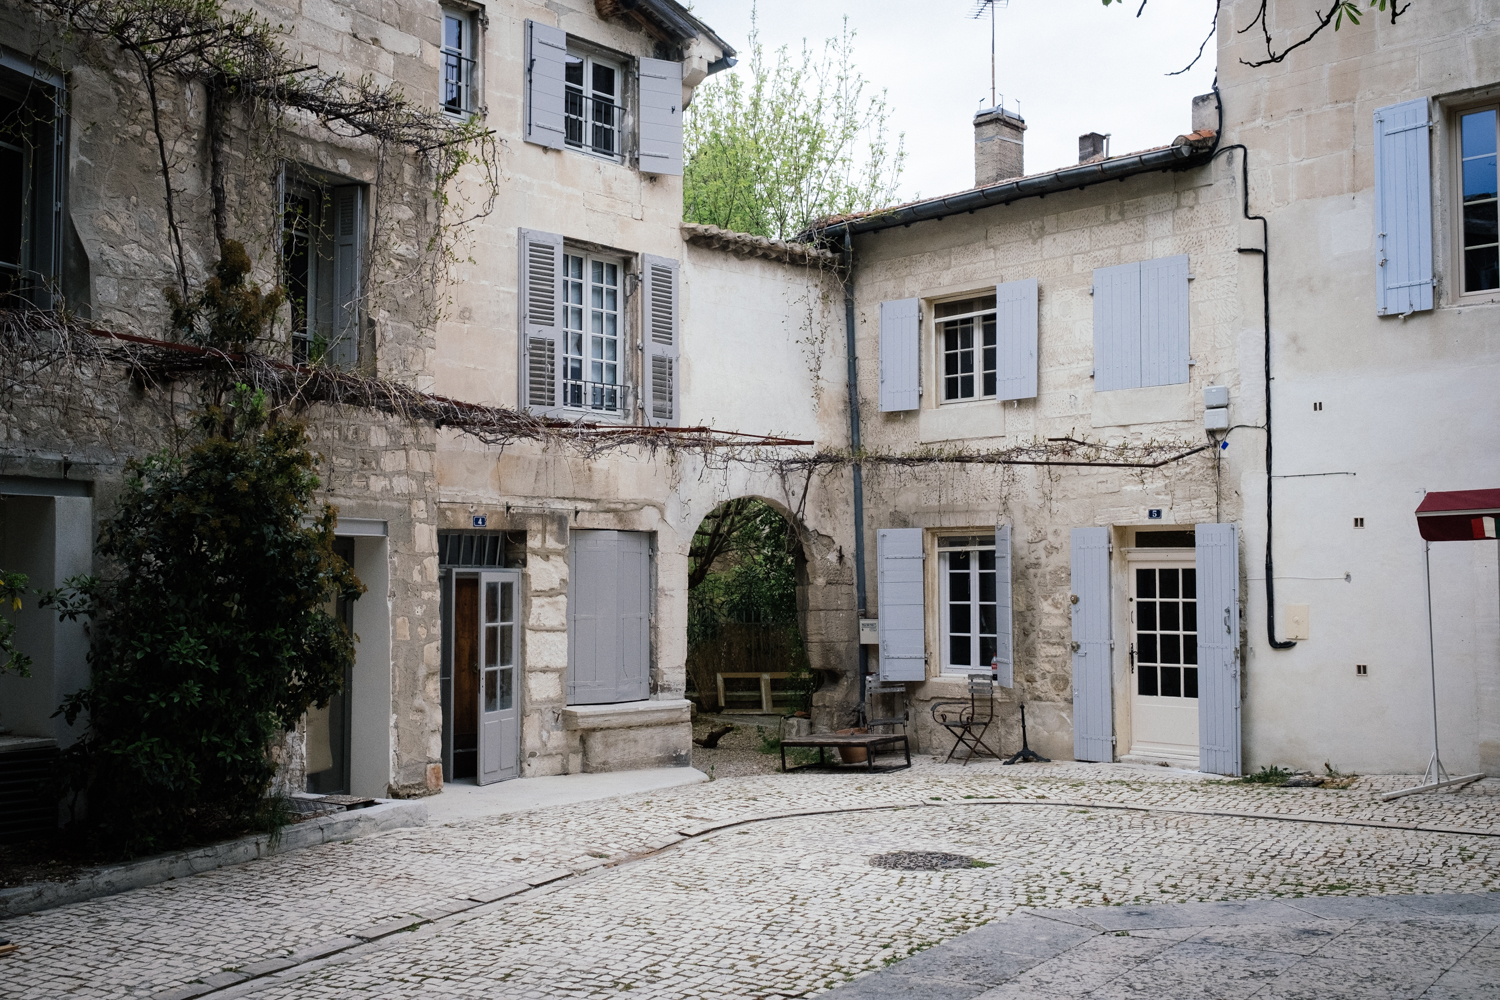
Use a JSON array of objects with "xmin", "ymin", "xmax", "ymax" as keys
[{"xmin": 843, "ymin": 230, "xmax": 870, "ymax": 707}]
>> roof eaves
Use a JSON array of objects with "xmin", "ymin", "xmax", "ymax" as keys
[
  {"xmin": 680, "ymin": 223, "xmax": 838, "ymax": 267},
  {"xmin": 614, "ymin": 0, "xmax": 736, "ymax": 57},
  {"xmin": 800, "ymin": 130, "xmax": 1217, "ymax": 243}
]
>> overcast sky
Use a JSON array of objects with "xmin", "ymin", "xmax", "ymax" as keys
[{"xmin": 688, "ymin": 0, "xmax": 1220, "ymax": 201}]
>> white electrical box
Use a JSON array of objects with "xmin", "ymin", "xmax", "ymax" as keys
[
  {"xmin": 1204, "ymin": 408, "xmax": 1230, "ymax": 431},
  {"xmin": 1204, "ymin": 385, "xmax": 1230, "ymax": 409},
  {"xmin": 859, "ymin": 619, "xmax": 880, "ymax": 645},
  {"xmin": 1286, "ymin": 604, "xmax": 1310, "ymax": 640}
]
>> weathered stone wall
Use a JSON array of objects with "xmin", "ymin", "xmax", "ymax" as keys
[{"xmin": 848, "ymin": 154, "xmax": 1243, "ymax": 761}]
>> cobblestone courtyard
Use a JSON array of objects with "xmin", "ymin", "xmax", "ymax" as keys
[{"xmin": 2, "ymin": 761, "xmax": 1497, "ymax": 1000}]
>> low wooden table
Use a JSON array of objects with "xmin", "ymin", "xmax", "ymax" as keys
[{"xmin": 779, "ymin": 732, "xmax": 912, "ymax": 772}]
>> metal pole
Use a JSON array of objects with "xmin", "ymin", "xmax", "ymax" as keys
[{"xmin": 1424, "ymin": 539, "xmax": 1444, "ymax": 783}]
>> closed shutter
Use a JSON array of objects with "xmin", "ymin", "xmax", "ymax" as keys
[
  {"xmin": 518, "ymin": 228, "xmax": 564, "ymax": 416},
  {"xmin": 1139, "ymin": 254, "xmax": 1190, "ymax": 388},
  {"xmin": 1374, "ymin": 98, "xmax": 1434, "ymax": 315},
  {"xmin": 329, "ymin": 185, "xmax": 362, "ymax": 369},
  {"xmin": 643, "ymin": 253, "xmax": 680, "ymax": 426},
  {"xmin": 1092, "ymin": 262, "xmax": 1141, "ymax": 391},
  {"xmin": 879, "ymin": 298, "xmax": 920, "ymax": 412},
  {"xmin": 525, "ymin": 20, "xmax": 567, "ymax": 150},
  {"xmin": 638, "ymin": 57, "xmax": 684, "ymax": 175},
  {"xmin": 993, "ymin": 522, "xmax": 1014, "ymax": 688},
  {"xmin": 1070, "ymin": 527, "xmax": 1112, "ymax": 761},
  {"xmin": 876, "ymin": 528, "xmax": 925, "ymax": 681},
  {"xmin": 994, "ymin": 278, "xmax": 1038, "ymax": 402},
  {"xmin": 1196, "ymin": 522, "xmax": 1241, "ymax": 776},
  {"xmin": 568, "ymin": 530, "xmax": 651, "ymax": 705}
]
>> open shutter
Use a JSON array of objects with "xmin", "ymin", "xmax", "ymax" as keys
[
  {"xmin": 1092, "ymin": 261, "xmax": 1141, "ymax": 391},
  {"xmin": 519, "ymin": 228, "xmax": 564, "ymax": 416},
  {"xmin": 643, "ymin": 253, "xmax": 680, "ymax": 426},
  {"xmin": 329, "ymin": 185, "xmax": 363, "ymax": 369},
  {"xmin": 568, "ymin": 530, "xmax": 650, "ymax": 705},
  {"xmin": 993, "ymin": 523, "xmax": 1014, "ymax": 688},
  {"xmin": 638, "ymin": 58, "xmax": 684, "ymax": 175},
  {"xmin": 879, "ymin": 298, "xmax": 920, "ymax": 412},
  {"xmin": 616, "ymin": 531, "xmax": 652, "ymax": 702},
  {"xmin": 1070, "ymin": 527, "xmax": 1112, "ymax": 761},
  {"xmin": 1139, "ymin": 254, "xmax": 1190, "ymax": 387},
  {"xmin": 1196, "ymin": 523, "xmax": 1241, "ymax": 776},
  {"xmin": 994, "ymin": 279, "xmax": 1037, "ymax": 402},
  {"xmin": 876, "ymin": 528, "xmax": 925, "ymax": 681},
  {"xmin": 524, "ymin": 20, "xmax": 567, "ymax": 150},
  {"xmin": 1374, "ymin": 98, "xmax": 1434, "ymax": 315}
]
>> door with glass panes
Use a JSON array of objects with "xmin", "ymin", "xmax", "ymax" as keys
[
  {"xmin": 1129, "ymin": 558, "xmax": 1199, "ymax": 764},
  {"xmin": 477, "ymin": 570, "xmax": 521, "ymax": 784}
]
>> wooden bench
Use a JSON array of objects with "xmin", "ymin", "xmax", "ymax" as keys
[
  {"xmin": 779, "ymin": 732, "xmax": 912, "ymax": 773},
  {"xmin": 716, "ymin": 671, "xmax": 791, "ymax": 713}
]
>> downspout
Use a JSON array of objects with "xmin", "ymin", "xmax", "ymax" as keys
[
  {"xmin": 843, "ymin": 230, "xmax": 871, "ymax": 704},
  {"xmin": 1210, "ymin": 82, "xmax": 1296, "ymax": 651}
]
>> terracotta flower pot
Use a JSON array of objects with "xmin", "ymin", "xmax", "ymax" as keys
[{"xmin": 835, "ymin": 727, "xmax": 869, "ymax": 764}]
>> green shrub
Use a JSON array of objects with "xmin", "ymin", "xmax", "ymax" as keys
[{"xmin": 1240, "ymin": 765, "xmax": 1294, "ymax": 785}]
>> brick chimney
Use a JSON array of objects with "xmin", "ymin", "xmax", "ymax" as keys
[
  {"xmin": 973, "ymin": 107, "xmax": 1025, "ymax": 187},
  {"xmin": 1078, "ymin": 132, "xmax": 1108, "ymax": 163}
]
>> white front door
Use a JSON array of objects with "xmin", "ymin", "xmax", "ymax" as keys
[
  {"xmin": 1129, "ymin": 560, "xmax": 1199, "ymax": 765},
  {"xmin": 477, "ymin": 571, "xmax": 521, "ymax": 784}
]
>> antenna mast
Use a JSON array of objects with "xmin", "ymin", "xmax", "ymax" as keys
[{"xmin": 971, "ymin": 1, "xmax": 1010, "ymax": 110}]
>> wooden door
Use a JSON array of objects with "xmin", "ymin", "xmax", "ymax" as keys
[{"xmin": 452, "ymin": 576, "xmax": 479, "ymax": 779}]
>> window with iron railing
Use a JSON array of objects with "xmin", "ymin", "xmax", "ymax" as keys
[
  {"xmin": 564, "ymin": 51, "xmax": 622, "ymax": 159},
  {"xmin": 561, "ymin": 251, "xmax": 624, "ymax": 414},
  {"xmin": 441, "ymin": 10, "xmax": 477, "ymax": 117}
]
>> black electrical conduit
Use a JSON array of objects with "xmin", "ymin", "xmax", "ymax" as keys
[{"xmin": 1207, "ymin": 82, "xmax": 1296, "ymax": 651}]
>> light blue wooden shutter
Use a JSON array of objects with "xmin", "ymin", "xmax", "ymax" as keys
[
  {"xmin": 1092, "ymin": 262, "xmax": 1140, "ymax": 391},
  {"xmin": 519, "ymin": 228, "xmax": 564, "ymax": 416},
  {"xmin": 993, "ymin": 523, "xmax": 1014, "ymax": 688},
  {"xmin": 329, "ymin": 185, "xmax": 362, "ymax": 369},
  {"xmin": 1070, "ymin": 527, "xmax": 1112, "ymax": 761},
  {"xmin": 643, "ymin": 254, "xmax": 680, "ymax": 426},
  {"xmin": 1139, "ymin": 254, "xmax": 1190, "ymax": 387},
  {"xmin": 1196, "ymin": 522, "xmax": 1241, "ymax": 776},
  {"xmin": 879, "ymin": 298, "xmax": 920, "ymax": 412},
  {"xmin": 525, "ymin": 20, "xmax": 567, "ymax": 150},
  {"xmin": 877, "ymin": 528, "xmax": 925, "ymax": 681},
  {"xmin": 616, "ymin": 531, "xmax": 652, "ymax": 702},
  {"xmin": 638, "ymin": 58, "xmax": 684, "ymax": 175},
  {"xmin": 568, "ymin": 530, "xmax": 651, "ymax": 704},
  {"xmin": 1374, "ymin": 98, "xmax": 1433, "ymax": 315},
  {"xmin": 994, "ymin": 279, "xmax": 1037, "ymax": 401}
]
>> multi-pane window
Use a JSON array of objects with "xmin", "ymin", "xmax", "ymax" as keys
[
  {"xmin": 1460, "ymin": 107, "xmax": 1498, "ymax": 293},
  {"xmin": 441, "ymin": 10, "xmax": 477, "ymax": 117},
  {"xmin": 280, "ymin": 181, "xmax": 363, "ymax": 368},
  {"xmin": 939, "ymin": 535, "xmax": 997, "ymax": 672},
  {"xmin": 0, "ymin": 76, "xmax": 60, "ymax": 307},
  {"xmin": 565, "ymin": 51, "xmax": 621, "ymax": 158},
  {"xmin": 1134, "ymin": 566, "xmax": 1198, "ymax": 699},
  {"xmin": 561, "ymin": 252, "xmax": 622, "ymax": 412},
  {"xmin": 936, "ymin": 295, "xmax": 997, "ymax": 402}
]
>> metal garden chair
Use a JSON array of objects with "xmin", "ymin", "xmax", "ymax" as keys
[{"xmin": 930, "ymin": 674, "xmax": 1001, "ymax": 764}]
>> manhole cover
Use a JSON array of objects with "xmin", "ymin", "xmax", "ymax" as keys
[{"xmin": 868, "ymin": 851, "xmax": 976, "ymax": 871}]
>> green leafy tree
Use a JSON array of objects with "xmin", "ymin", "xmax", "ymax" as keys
[
  {"xmin": 46, "ymin": 246, "xmax": 361, "ymax": 856},
  {"xmin": 683, "ymin": 12, "xmax": 905, "ymax": 240},
  {"xmin": 1, "ymin": 568, "xmax": 32, "ymax": 677}
]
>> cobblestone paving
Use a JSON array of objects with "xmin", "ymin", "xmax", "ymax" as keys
[{"xmin": 2, "ymin": 760, "xmax": 1497, "ymax": 1000}]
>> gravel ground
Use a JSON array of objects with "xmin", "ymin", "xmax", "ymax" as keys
[{"xmin": 689, "ymin": 717, "xmax": 785, "ymax": 778}]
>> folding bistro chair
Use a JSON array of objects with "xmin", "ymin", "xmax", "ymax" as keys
[
  {"xmin": 858, "ymin": 677, "xmax": 909, "ymax": 736},
  {"xmin": 930, "ymin": 674, "xmax": 1001, "ymax": 764}
]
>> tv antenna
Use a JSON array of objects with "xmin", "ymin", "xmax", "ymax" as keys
[{"xmin": 971, "ymin": 0, "xmax": 1010, "ymax": 111}]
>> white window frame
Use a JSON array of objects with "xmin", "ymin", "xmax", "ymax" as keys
[
  {"xmin": 1453, "ymin": 100, "xmax": 1499, "ymax": 297},
  {"xmin": 440, "ymin": 6, "xmax": 479, "ymax": 118},
  {"xmin": 933, "ymin": 296, "xmax": 998, "ymax": 405},
  {"xmin": 560, "ymin": 248, "xmax": 626, "ymax": 415},
  {"xmin": 937, "ymin": 535, "xmax": 998, "ymax": 675},
  {"xmin": 564, "ymin": 47, "xmax": 624, "ymax": 162}
]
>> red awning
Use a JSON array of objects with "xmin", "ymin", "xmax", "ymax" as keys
[{"xmin": 1415, "ymin": 489, "xmax": 1500, "ymax": 542}]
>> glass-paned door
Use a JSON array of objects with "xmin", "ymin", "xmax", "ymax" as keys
[
  {"xmin": 477, "ymin": 570, "xmax": 521, "ymax": 784},
  {"xmin": 1129, "ymin": 562, "xmax": 1200, "ymax": 764}
]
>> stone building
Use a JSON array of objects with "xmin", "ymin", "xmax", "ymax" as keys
[{"xmin": 2, "ymin": 0, "xmax": 1497, "ymax": 815}]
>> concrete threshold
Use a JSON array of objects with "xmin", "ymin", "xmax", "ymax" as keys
[
  {"xmin": 0, "ymin": 798, "xmax": 427, "ymax": 919},
  {"xmin": 427, "ymin": 766, "xmax": 709, "ymax": 824}
]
